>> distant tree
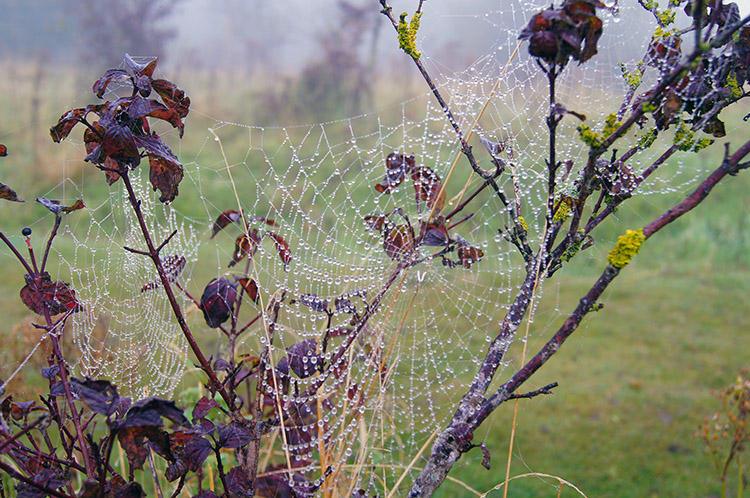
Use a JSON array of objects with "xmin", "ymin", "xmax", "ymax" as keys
[{"xmin": 73, "ymin": 0, "xmax": 181, "ymax": 69}]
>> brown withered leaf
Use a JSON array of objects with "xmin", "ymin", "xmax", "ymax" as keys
[
  {"xmin": 374, "ymin": 152, "xmax": 415, "ymax": 194},
  {"xmin": 210, "ymin": 210, "xmax": 241, "ymax": 238},
  {"xmin": 411, "ymin": 166, "xmax": 445, "ymax": 212},
  {"xmin": 50, "ymin": 108, "xmax": 87, "ymax": 143},
  {"xmin": 383, "ymin": 224, "xmax": 414, "ymax": 260},
  {"xmin": 247, "ymin": 216, "xmax": 279, "ymax": 227},
  {"xmin": 228, "ymin": 229, "xmax": 260, "ymax": 267},
  {"xmin": 235, "ymin": 277, "xmax": 260, "ymax": 304},
  {"xmin": 267, "ymin": 231, "xmax": 292, "ymax": 269},
  {"xmin": 147, "ymin": 154, "xmax": 183, "ymax": 204},
  {"xmin": 455, "ymin": 235, "xmax": 484, "ymax": 269},
  {"xmin": 20, "ymin": 272, "xmax": 81, "ymax": 316},
  {"xmin": 0, "ymin": 182, "xmax": 24, "ymax": 202},
  {"xmin": 200, "ymin": 277, "xmax": 238, "ymax": 328},
  {"xmin": 151, "ymin": 79, "xmax": 190, "ymax": 119},
  {"xmin": 37, "ymin": 197, "xmax": 85, "ymax": 215}
]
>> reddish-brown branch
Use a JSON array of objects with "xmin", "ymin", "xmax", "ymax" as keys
[{"xmin": 119, "ymin": 171, "xmax": 233, "ymax": 408}]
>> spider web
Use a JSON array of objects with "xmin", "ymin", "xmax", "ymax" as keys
[{"xmin": 1, "ymin": 0, "xmax": 736, "ymax": 493}]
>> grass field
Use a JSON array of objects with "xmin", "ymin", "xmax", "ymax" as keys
[{"xmin": 0, "ymin": 60, "xmax": 749, "ymax": 497}]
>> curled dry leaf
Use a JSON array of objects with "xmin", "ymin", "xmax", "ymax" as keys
[
  {"xmin": 200, "ymin": 277, "xmax": 238, "ymax": 328},
  {"xmin": 235, "ymin": 277, "xmax": 260, "ymax": 304},
  {"xmin": 383, "ymin": 224, "xmax": 414, "ymax": 260},
  {"xmin": 0, "ymin": 182, "xmax": 24, "ymax": 202},
  {"xmin": 267, "ymin": 231, "xmax": 292, "ymax": 269},
  {"xmin": 20, "ymin": 272, "xmax": 81, "ymax": 316},
  {"xmin": 374, "ymin": 152, "xmax": 415, "ymax": 193},
  {"xmin": 210, "ymin": 210, "xmax": 241, "ymax": 238},
  {"xmin": 36, "ymin": 197, "xmax": 86, "ymax": 215},
  {"xmin": 228, "ymin": 229, "xmax": 260, "ymax": 267},
  {"xmin": 411, "ymin": 165, "xmax": 446, "ymax": 212},
  {"xmin": 455, "ymin": 235, "xmax": 484, "ymax": 269}
]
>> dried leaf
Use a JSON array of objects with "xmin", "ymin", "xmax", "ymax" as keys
[
  {"xmin": 480, "ymin": 442, "xmax": 491, "ymax": 470},
  {"xmin": 297, "ymin": 293, "xmax": 329, "ymax": 313},
  {"xmin": 411, "ymin": 166, "xmax": 445, "ymax": 212},
  {"xmin": 151, "ymin": 79, "xmax": 191, "ymax": 119},
  {"xmin": 228, "ymin": 230, "xmax": 260, "ymax": 267},
  {"xmin": 235, "ymin": 277, "xmax": 260, "ymax": 304},
  {"xmin": 267, "ymin": 231, "xmax": 292, "ymax": 268},
  {"xmin": 50, "ymin": 108, "xmax": 87, "ymax": 143},
  {"xmin": 200, "ymin": 277, "xmax": 238, "ymax": 328},
  {"xmin": 421, "ymin": 217, "xmax": 450, "ymax": 247},
  {"xmin": 455, "ymin": 235, "xmax": 484, "ymax": 269},
  {"xmin": 364, "ymin": 214, "xmax": 389, "ymax": 234},
  {"xmin": 383, "ymin": 224, "xmax": 414, "ymax": 260},
  {"xmin": 147, "ymin": 153, "xmax": 183, "ymax": 204},
  {"xmin": 210, "ymin": 210, "xmax": 241, "ymax": 238},
  {"xmin": 36, "ymin": 197, "xmax": 85, "ymax": 215},
  {"xmin": 0, "ymin": 182, "xmax": 24, "ymax": 202},
  {"xmin": 20, "ymin": 272, "xmax": 81, "ymax": 316}
]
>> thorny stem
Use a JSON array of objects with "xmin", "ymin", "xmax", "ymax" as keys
[{"xmin": 119, "ymin": 170, "xmax": 233, "ymax": 408}]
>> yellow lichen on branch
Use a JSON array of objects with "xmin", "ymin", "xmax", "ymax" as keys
[
  {"xmin": 398, "ymin": 11, "xmax": 422, "ymax": 59},
  {"xmin": 607, "ymin": 229, "xmax": 645, "ymax": 268}
]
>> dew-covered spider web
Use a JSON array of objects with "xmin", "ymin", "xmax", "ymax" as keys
[{"xmin": 3, "ymin": 0, "xmax": 742, "ymax": 493}]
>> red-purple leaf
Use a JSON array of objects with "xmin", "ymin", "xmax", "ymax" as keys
[
  {"xmin": 0, "ymin": 144, "xmax": 6, "ymax": 156},
  {"xmin": 267, "ymin": 231, "xmax": 292, "ymax": 268},
  {"xmin": 102, "ymin": 124, "xmax": 140, "ymax": 167},
  {"xmin": 217, "ymin": 421, "xmax": 252, "ymax": 449},
  {"xmin": 421, "ymin": 217, "xmax": 450, "ymax": 247},
  {"xmin": 20, "ymin": 272, "xmax": 81, "ymax": 316},
  {"xmin": 93, "ymin": 69, "xmax": 132, "ymax": 98},
  {"xmin": 124, "ymin": 54, "xmax": 158, "ymax": 78},
  {"xmin": 50, "ymin": 108, "xmax": 87, "ymax": 143},
  {"xmin": 147, "ymin": 154, "xmax": 183, "ymax": 204},
  {"xmin": 210, "ymin": 210, "xmax": 241, "ymax": 238},
  {"xmin": 70, "ymin": 378, "xmax": 120, "ymax": 416},
  {"xmin": 200, "ymin": 277, "xmax": 238, "ymax": 328},
  {"xmin": 151, "ymin": 79, "xmax": 190, "ymax": 118},
  {"xmin": 287, "ymin": 339, "xmax": 323, "ymax": 379},
  {"xmin": 0, "ymin": 182, "xmax": 23, "ymax": 202},
  {"xmin": 297, "ymin": 293, "xmax": 329, "ymax": 313}
]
